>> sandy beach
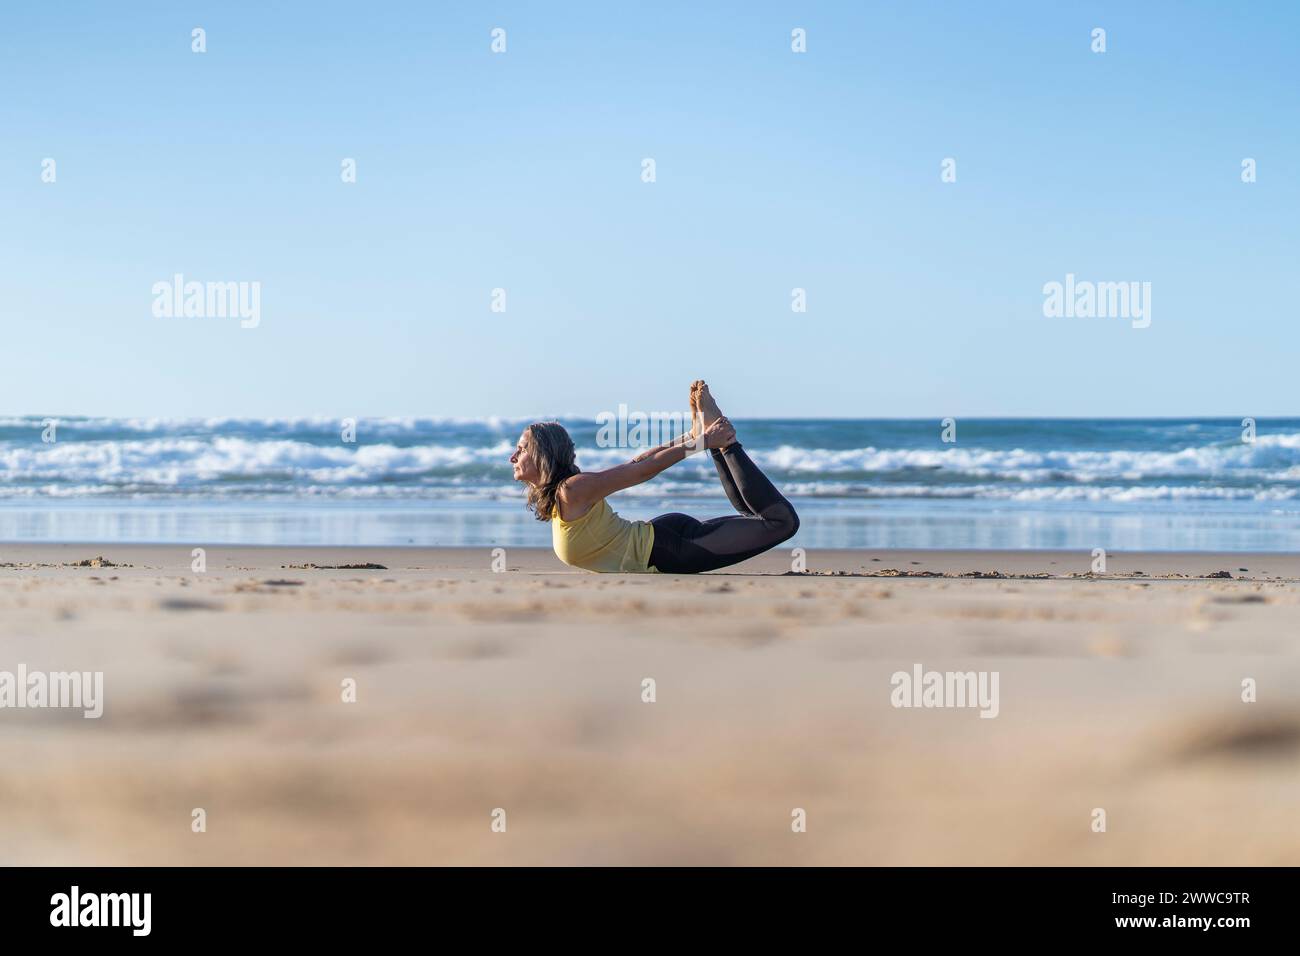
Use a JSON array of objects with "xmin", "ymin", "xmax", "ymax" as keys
[{"xmin": 2, "ymin": 543, "xmax": 1297, "ymax": 866}]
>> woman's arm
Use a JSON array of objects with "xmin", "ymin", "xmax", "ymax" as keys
[
  {"xmin": 559, "ymin": 418, "xmax": 734, "ymax": 518},
  {"xmin": 630, "ymin": 429, "xmax": 696, "ymax": 463}
]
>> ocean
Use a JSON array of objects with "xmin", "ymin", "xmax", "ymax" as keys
[{"xmin": 2, "ymin": 416, "xmax": 1299, "ymax": 552}]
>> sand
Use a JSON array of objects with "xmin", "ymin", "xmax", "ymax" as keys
[{"xmin": 1, "ymin": 543, "xmax": 1297, "ymax": 866}]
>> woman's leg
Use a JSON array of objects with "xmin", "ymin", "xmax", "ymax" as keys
[
  {"xmin": 690, "ymin": 380, "xmax": 752, "ymax": 516},
  {"xmin": 713, "ymin": 443, "xmax": 787, "ymax": 519},
  {"xmin": 692, "ymin": 381, "xmax": 781, "ymax": 518},
  {"xmin": 710, "ymin": 448, "xmax": 754, "ymax": 515},
  {"xmin": 649, "ymin": 451, "xmax": 799, "ymax": 573}
]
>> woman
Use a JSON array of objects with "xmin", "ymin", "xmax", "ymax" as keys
[{"xmin": 510, "ymin": 381, "xmax": 799, "ymax": 573}]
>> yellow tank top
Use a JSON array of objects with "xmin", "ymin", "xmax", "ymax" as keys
[{"xmin": 551, "ymin": 495, "xmax": 655, "ymax": 573}]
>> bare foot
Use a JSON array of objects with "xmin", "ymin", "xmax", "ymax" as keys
[
  {"xmin": 692, "ymin": 381, "xmax": 734, "ymax": 448},
  {"xmin": 689, "ymin": 380, "xmax": 704, "ymax": 439},
  {"xmin": 695, "ymin": 381, "xmax": 724, "ymax": 427}
]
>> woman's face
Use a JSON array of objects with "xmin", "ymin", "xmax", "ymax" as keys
[{"xmin": 511, "ymin": 430, "xmax": 541, "ymax": 484}]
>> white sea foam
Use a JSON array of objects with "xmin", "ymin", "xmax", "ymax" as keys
[
  {"xmin": 755, "ymin": 436, "xmax": 1300, "ymax": 480},
  {"xmin": 3, "ymin": 425, "xmax": 1300, "ymax": 505}
]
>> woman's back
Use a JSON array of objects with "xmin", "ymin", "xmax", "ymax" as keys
[{"xmin": 551, "ymin": 495, "xmax": 654, "ymax": 573}]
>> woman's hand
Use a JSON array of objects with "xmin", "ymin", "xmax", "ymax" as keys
[{"xmin": 702, "ymin": 417, "xmax": 736, "ymax": 449}]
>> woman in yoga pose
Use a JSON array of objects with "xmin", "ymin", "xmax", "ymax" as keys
[{"xmin": 510, "ymin": 381, "xmax": 799, "ymax": 573}]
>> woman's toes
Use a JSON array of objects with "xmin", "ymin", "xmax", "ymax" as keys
[{"xmin": 696, "ymin": 383, "xmax": 724, "ymax": 426}]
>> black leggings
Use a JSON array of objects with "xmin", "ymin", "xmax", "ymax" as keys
[{"xmin": 648, "ymin": 443, "xmax": 799, "ymax": 573}]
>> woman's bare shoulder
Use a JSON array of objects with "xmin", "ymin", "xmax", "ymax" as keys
[{"xmin": 556, "ymin": 473, "xmax": 599, "ymax": 520}]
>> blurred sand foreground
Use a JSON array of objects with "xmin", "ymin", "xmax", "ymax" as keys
[{"xmin": 1, "ymin": 543, "xmax": 1297, "ymax": 866}]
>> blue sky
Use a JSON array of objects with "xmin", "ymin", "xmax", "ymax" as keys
[{"xmin": 2, "ymin": 1, "xmax": 1296, "ymax": 419}]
